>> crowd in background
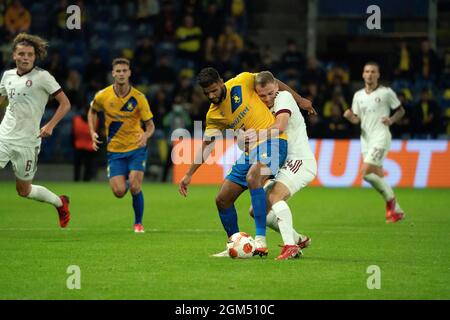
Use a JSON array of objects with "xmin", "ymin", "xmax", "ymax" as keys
[{"xmin": 1, "ymin": 0, "xmax": 449, "ymax": 181}]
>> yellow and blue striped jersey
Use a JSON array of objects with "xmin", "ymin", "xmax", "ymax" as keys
[
  {"xmin": 204, "ymin": 72, "xmax": 287, "ymax": 143},
  {"xmin": 91, "ymin": 85, "xmax": 153, "ymax": 153}
]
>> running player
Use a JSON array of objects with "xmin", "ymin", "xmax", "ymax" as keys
[
  {"xmin": 88, "ymin": 58, "xmax": 155, "ymax": 233},
  {"xmin": 344, "ymin": 62, "xmax": 405, "ymax": 223},
  {"xmin": 0, "ymin": 33, "xmax": 71, "ymax": 227}
]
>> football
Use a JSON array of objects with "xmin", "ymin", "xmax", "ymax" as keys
[{"xmin": 228, "ymin": 232, "xmax": 256, "ymax": 259}]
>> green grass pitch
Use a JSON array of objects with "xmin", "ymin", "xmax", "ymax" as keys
[{"xmin": 0, "ymin": 182, "xmax": 449, "ymax": 300}]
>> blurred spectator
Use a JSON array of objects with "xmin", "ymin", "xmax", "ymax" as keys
[
  {"xmin": 322, "ymin": 92, "xmax": 348, "ymax": 118},
  {"xmin": 391, "ymin": 92, "xmax": 412, "ymax": 138},
  {"xmin": 217, "ymin": 23, "xmax": 243, "ymax": 58},
  {"xmin": 189, "ymin": 87, "xmax": 209, "ymax": 125},
  {"xmin": 65, "ymin": 70, "xmax": 85, "ymax": 111},
  {"xmin": 43, "ymin": 51, "xmax": 68, "ymax": 84},
  {"xmin": 416, "ymin": 40, "xmax": 440, "ymax": 81},
  {"xmin": 175, "ymin": 14, "xmax": 202, "ymax": 66},
  {"xmin": 151, "ymin": 88, "xmax": 171, "ymax": 129},
  {"xmin": 201, "ymin": 2, "xmax": 224, "ymax": 39},
  {"xmin": 325, "ymin": 66, "xmax": 351, "ymax": 103},
  {"xmin": 261, "ymin": 44, "xmax": 274, "ymax": 70},
  {"xmin": 136, "ymin": 0, "xmax": 160, "ymax": 24},
  {"xmin": 163, "ymin": 97, "xmax": 192, "ymax": 136},
  {"xmin": 323, "ymin": 102, "xmax": 350, "ymax": 139},
  {"xmin": 239, "ymin": 41, "xmax": 262, "ymax": 72},
  {"xmin": 280, "ymin": 39, "xmax": 305, "ymax": 79},
  {"xmin": 155, "ymin": 0, "xmax": 176, "ymax": 41},
  {"xmin": 84, "ymin": 54, "xmax": 108, "ymax": 93},
  {"xmin": 173, "ymin": 70, "xmax": 195, "ymax": 104},
  {"xmin": 72, "ymin": 108, "xmax": 97, "ymax": 181},
  {"xmin": 302, "ymin": 56, "xmax": 326, "ymax": 88},
  {"xmin": 134, "ymin": 37, "xmax": 156, "ymax": 81},
  {"xmin": 229, "ymin": 0, "xmax": 247, "ymax": 34},
  {"xmin": 201, "ymin": 36, "xmax": 218, "ymax": 68},
  {"xmin": 4, "ymin": 0, "xmax": 31, "ymax": 35},
  {"xmin": 411, "ymin": 89, "xmax": 442, "ymax": 138},
  {"xmin": 301, "ymin": 82, "xmax": 325, "ymax": 115},
  {"xmin": 152, "ymin": 55, "xmax": 177, "ymax": 89},
  {"xmin": 392, "ymin": 41, "xmax": 413, "ymax": 81}
]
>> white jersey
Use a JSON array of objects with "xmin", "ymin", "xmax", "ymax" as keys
[
  {"xmin": 271, "ymin": 91, "xmax": 315, "ymax": 160},
  {"xmin": 351, "ymin": 85, "xmax": 400, "ymax": 151},
  {"xmin": 0, "ymin": 67, "xmax": 61, "ymax": 147}
]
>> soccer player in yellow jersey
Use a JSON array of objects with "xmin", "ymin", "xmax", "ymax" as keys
[
  {"xmin": 87, "ymin": 58, "xmax": 155, "ymax": 233},
  {"xmin": 179, "ymin": 67, "xmax": 315, "ymax": 257}
]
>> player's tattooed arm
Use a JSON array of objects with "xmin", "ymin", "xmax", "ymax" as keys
[
  {"xmin": 276, "ymin": 79, "xmax": 317, "ymax": 115},
  {"xmin": 382, "ymin": 106, "xmax": 405, "ymax": 126},
  {"xmin": 343, "ymin": 109, "xmax": 360, "ymax": 125}
]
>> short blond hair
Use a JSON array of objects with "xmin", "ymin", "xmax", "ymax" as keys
[
  {"xmin": 255, "ymin": 71, "xmax": 276, "ymax": 88},
  {"xmin": 112, "ymin": 58, "xmax": 130, "ymax": 69},
  {"xmin": 12, "ymin": 33, "xmax": 48, "ymax": 60}
]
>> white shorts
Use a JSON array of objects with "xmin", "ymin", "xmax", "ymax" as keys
[
  {"xmin": 265, "ymin": 158, "xmax": 317, "ymax": 197},
  {"xmin": 0, "ymin": 141, "xmax": 40, "ymax": 180},
  {"xmin": 362, "ymin": 146, "xmax": 389, "ymax": 167}
]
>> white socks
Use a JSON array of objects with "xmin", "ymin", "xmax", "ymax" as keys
[
  {"xmin": 272, "ymin": 201, "xmax": 296, "ymax": 245},
  {"xmin": 266, "ymin": 209, "xmax": 302, "ymax": 244},
  {"xmin": 27, "ymin": 185, "xmax": 62, "ymax": 207},
  {"xmin": 364, "ymin": 173, "xmax": 395, "ymax": 201},
  {"xmin": 266, "ymin": 211, "xmax": 280, "ymax": 232}
]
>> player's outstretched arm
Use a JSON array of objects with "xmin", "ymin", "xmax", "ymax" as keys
[
  {"xmin": 343, "ymin": 109, "xmax": 360, "ymax": 125},
  {"xmin": 39, "ymin": 91, "xmax": 71, "ymax": 138},
  {"xmin": 382, "ymin": 106, "xmax": 405, "ymax": 126},
  {"xmin": 276, "ymin": 79, "xmax": 317, "ymax": 115},
  {"xmin": 87, "ymin": 106, "xmax": 102, "ymax": 151},
  {"xmin": 179, "ymin": 139, "xmax": 215, "ymax": 197}
]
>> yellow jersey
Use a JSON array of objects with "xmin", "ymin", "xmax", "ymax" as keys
[
  {"xmin": 204, "ymin": 72, "xmax": 287, "ymax": 143},
  {"xmin": 91, "ymin": 85, "xmax": 153, "ymax": 153}
]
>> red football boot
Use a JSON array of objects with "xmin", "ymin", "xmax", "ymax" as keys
[
  {"xmin": 276, "ymin": 245, "xmax": 301, "ymax": 260},
  {"xmin": 57, "ymin": 195, "xmax": 70, "ymax": 228}
]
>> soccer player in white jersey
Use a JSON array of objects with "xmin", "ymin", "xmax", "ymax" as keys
[
  {"xmin": 250, "ymin": 71, "xmax": 317, "ymax": 260},
  {"xmin": 0, "ymin": 33, "xmax": 71, "ymax": 227},
  {"xmin": 344, "ymin": 62, "xmax": 405, "ymax": 223}
]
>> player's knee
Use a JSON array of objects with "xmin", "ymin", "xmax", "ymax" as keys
[
  {"xmin": 267, "ymin": 193, "xmax": 282, "ymax": 207},
  {"xmin": 16, "ymin": 186, "xmax": 30, "ymax": 197},
  {"xmin": 112, "ymin": 187, "xmax": 127, "ymax": 198},
  {"xmin": 246, "ymin": 172, "xmax": 260, "ymax": 189},
  {"xmin": 215, "ymin": 194, "xmax": 230, "ymax": 210},
  {"xmin": 360, "ymin": 167, "xmax": 368, "ymax": 178},
  {"xmin": 129, "ymin": 184, "xmax": 141, "ymax": 195}
]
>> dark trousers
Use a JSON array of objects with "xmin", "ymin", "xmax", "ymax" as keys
[{"xmin": 74, "ymin": 149, "xmax": 96, "ymax": 181}]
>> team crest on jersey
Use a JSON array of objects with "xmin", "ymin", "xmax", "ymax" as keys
[
  {"xmin": 230, "ymin": 86, "xmax": 243, "ymax": 113},
  {"xmin": 120, "ymin": 97, "xmax": 138, "ymax": 112},
  {"xmin": 375, "ymin": 97, "xmax": 381, "ymax": 103},
  {"xmin": 26, "ymin": 80, "xmax": 32, "ymax": 87}
]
